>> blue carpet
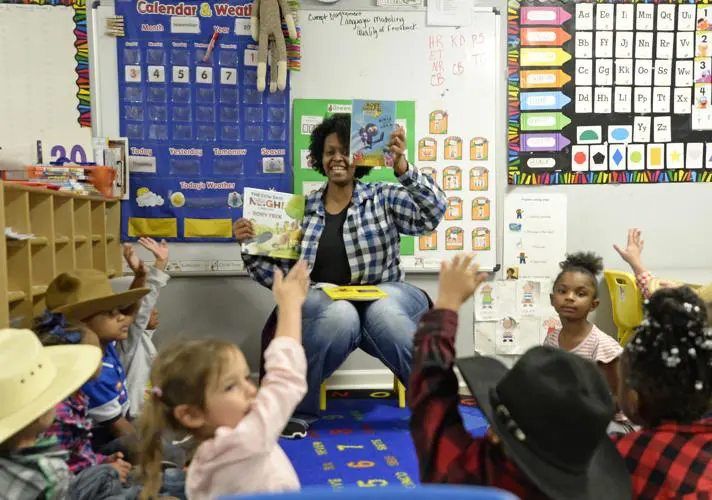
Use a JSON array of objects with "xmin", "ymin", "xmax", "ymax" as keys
[{"xmin": 280, "ymin": 391, "xmax": 488, "ymax": 490}]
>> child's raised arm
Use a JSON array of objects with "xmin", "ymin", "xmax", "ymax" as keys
[
  {"xmin": 613, "ymin": 228, "xmax": 648, "ymax": 276},
  {"xmin": 138, "ymin": 237, "xmax": 169, "ymax": 272},
  {"xmin": 239, "ymin": 261, "xmax": 309, "ymax": 451},
  {"xmin": 410, "ymin": 254, "xmax": 488, "ymax": 483}
]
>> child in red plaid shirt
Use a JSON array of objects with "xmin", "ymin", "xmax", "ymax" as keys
[
  {"xmin": 409, "ymin": 254, "xmax": 631, "ymax": 500},
  {"xmin": 614, "ymin": 284, "xmax": 712, "ymax": 498}
]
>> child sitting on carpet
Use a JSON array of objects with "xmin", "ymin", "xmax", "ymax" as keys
[
  {"xmin": 138, "ymin": 261, "xmax": 309, "ymax": 500},
  {"xmin": 614, "ymin": 286, "xmax": 712, "ymax": 497},
  {"xmin": 409, "ymin": 254, "xmax": 632, "ymax": 499},
  {"xmin": 543, "ymin": 252, "xmax": 634, "ymax": 434}
]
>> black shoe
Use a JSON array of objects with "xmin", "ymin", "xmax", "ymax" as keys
[{"xmin": 281, "ymin": 418, "xmax": 309, "ymax": 439}]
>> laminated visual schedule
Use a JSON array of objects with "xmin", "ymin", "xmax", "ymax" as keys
[
  {"xmin": 508, "ymin": 0, "xmax": 712, "ymax": 185},
  {"xmin": 116, "ymin": 0, "xmax": 292, "ymax": 241}
]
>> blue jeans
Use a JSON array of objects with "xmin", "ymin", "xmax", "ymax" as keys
[{"xmin": 295, "ymin": 281, "xmax": 429, "ymax": 420}]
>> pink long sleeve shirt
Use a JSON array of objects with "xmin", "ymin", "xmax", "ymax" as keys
[{"xmin": 186, "ymin": 337, "xmax": 307, "ymax": 500}]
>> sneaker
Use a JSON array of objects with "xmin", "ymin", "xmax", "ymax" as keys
[{"xmin": 281, "ymin": 418, "xmax": 309, "ymax": 439}]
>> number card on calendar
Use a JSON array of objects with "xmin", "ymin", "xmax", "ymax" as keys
[
  {"xmin": 508, "ymin": 0, "xmax": 712, "ymax": 186},
  {"xmin": 115, "ymin": 0, "xmax": 291, "ymax": 241}
]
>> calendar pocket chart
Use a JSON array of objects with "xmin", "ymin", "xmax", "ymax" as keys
[
  {"xmin": 116, "ymin": 0, "xmax": 291, "ymax": 241},
  {"xmin": 508, "ymin": 0, "xmax": 712, "ymax": 185}
]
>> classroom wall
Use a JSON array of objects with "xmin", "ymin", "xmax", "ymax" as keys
[{"xmin": 113, "ymin": 0, "xmax": 709, "ymax": 385}]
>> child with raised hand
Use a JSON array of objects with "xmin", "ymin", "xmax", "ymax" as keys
[
  {"xmin": 544, "ymin": 252, "xmax": 633, "ymax": 432},
  {"xmin": 44, "ymin": 264, "xmax": 150, "ymax": 459},
  {"xmin": 614, "ymin": 228, "xmax": 712, "ymax": 316},
  {"xmin": 139, "ymin": 260, "xmax": 310, "ymax": 500},
  {"xmin": 118, "ymin": 238, "xmax": 171, "ymax": 419},
  {"xmin": 614, "ymin": 286, "xmax": 712, "ymax": 497},
  {"xmin": 409, "ymin": 254, "xmax": 631, "ymax": 499}
]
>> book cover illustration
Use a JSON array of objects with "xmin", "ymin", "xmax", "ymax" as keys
[
  {"xmin": 241, "ymin": 188, "xmax": 305, "ymax": 260},
  {"xmin": 350, "ymin": 100, "xmax": 397, "ymax": 167}
]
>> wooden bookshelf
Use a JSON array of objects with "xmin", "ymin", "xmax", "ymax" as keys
[{"xmin": 1, "ymin": 182, "xmax": 122, "ymax": 328}]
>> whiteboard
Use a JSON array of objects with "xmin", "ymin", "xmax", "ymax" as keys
[
  {"xmin": 292, "ymin": 7, "xmax": 501, "ymax": 271},
  {"xmin": 90, "ymin": 3, "xmax": 503, "ymax": 274},
  {"xmin": 0, "ymin": 4, "xmax": 93, "ymax": 169}
]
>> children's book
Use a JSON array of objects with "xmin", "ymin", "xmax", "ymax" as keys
[
  {"xmin": 322, "ymin": 285, "xmax": 389, "ymax": 301},
  {"xmin": 241, "ymin": 188, "xmax": 305, "ymax": 260},
  {"xmin": 350, "ymin": 100, "xmax": 397, "ymax": 167}
]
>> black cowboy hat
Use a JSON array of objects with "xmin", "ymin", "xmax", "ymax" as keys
[{"xmin": 456, "ymin": 346, "xmax": 631, "ymax": 500}]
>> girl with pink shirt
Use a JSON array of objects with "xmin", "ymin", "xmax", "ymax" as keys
[
  {"xmin": 138, "ymin": 261, "xmax": 310, "ymax": 500},
  {"xmin": 544, "ymin": 253, "xmax": 635, "ymax": 433}
]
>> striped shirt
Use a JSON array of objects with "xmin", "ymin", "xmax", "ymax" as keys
[
  {"xmin": 544, "ymin": 325, "xmax": 622, "ymax": 364},
  {"xmin": 242, "ymin": 165, "xmax": 446, "ymax": 288}
]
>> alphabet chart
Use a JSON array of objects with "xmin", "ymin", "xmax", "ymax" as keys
[
  {"xmin": 116, "ymin": 0, "xmax": 291, "ymax": 241},
  {"xmin": 508, "ymin": 0, "xmax": 712, "ymax": 185}
]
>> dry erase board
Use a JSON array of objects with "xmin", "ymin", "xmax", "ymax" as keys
[{"xmin": 291, "ymin": 8, "xmax": 503, "ymax": 271}]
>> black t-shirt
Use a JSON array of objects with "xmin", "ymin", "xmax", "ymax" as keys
[{"xmin": 310, "ymin": 207, "xmax": 351, "ymax": 285}]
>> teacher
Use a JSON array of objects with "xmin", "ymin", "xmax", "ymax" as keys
[{"xmin": 234, "ymin": 114, "xmax": 446, "ymax": 438}]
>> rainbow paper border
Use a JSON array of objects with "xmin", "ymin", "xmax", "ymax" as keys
[
  {"xmin": 507, "ymin": 0, "xmax": 712, "ymax": 185},
  {"xmin": 0, "ymin": 0, "xmax": 90, "ymax": 128}
]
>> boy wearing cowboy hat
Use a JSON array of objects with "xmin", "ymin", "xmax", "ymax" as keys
[
  {"xmin": 0, "ymin": 329, "xmax": 101, "ymax": 499},
  {"xmin": 45, "ymin": 266, "xmax": 150, "ymax": 457},
  {"xmin": 408, "ymin": 254, "xmax": 632, "ymax": 499}
]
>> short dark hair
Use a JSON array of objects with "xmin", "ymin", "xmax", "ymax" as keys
[
  {"xmin": 553, "ymin": 252, "xmax": 603, "ymax": 298},
  {"xmin": 624, "ymin": 286, "xmax": 712, "ymax": 425},
  {"xmin": 309, "ymin": 114, "xmax": 369, "ymax": 180}
]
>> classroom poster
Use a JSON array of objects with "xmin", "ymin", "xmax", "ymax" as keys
[
  {"xmin": 291, "ymin": 98, "xmax": 417, "ymax": 259},
  {"xmin": 503, "ymin": 193, "xmax": 567, "ymax": 280},
  {"xmin": 474, "ymin": 279, "xmax": 552, "ymax": 357},
  {"xmin": 508, "ymin": 0, "xmax": 712, "ymax": 185},
  {"xmin": 116, "ymin": 0, "xmax": 291, "ymax": 241},
  {"xmin": 415, "ymin": 102, "xmax": 497, "ymax": 270}
]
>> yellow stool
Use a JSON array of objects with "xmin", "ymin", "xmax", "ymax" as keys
[
  {"xmin": 603, "ymin": 270, "xmax": 644, "ymax": 346},
  {"xmin": 320, "ymin": 375, "xmax": 406, "ymax": 411}
]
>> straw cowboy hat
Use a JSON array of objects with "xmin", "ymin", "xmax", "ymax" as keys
[
  {"xmin": 0, "ymin": 329, "xmax": 102, "ymax": 444},
  {"xmin": 456, "ymin": 346, "xmax": 631, "ymax": 500},
  {"xmin": 45, "ymin": 269, "xmax": 149, "ymax": 321}
]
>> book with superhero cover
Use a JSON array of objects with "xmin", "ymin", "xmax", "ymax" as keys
[{"xmin": 350, "ymin": 99, "xmax": 397, "ymax": 167}]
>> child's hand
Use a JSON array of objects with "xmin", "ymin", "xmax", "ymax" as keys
[
  {"xmin": 106, "ymin": 453, "xmax": 131, "ymax": 481},
  {"xmin": 272, "ymin": 260, "xmax": 310, "ymax": 308},
  {"xmin": 138, "ymin": 237, "xmax": 169, "ymax": 266},
  {"xmin": 123, "ymin": 243, "xmax": 147, "ymax": 276},
  {"xmin": 613, "ymin": 228, "xmax": 644, "ymax": 267},
  {"xmin": 435, "ymin": 254, "xmax": 488, "ymax": 312}
]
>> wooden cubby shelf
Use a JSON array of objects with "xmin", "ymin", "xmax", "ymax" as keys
[{"xmin": 0, "ymin": 182, "xmax": 122, "ymax": 328}]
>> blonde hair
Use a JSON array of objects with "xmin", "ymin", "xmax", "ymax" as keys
[{"xmin": 139, "ymin": 339, "xmax": 238, "ymax": 500}]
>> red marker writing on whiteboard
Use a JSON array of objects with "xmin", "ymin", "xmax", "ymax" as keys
[{"xmin": 203, "ymin": 30, "xmax": 219, "ymax": 62}]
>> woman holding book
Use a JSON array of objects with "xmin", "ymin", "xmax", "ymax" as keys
[{"xmin": 234, "ymin": 113, "xmax": 446, "ymax": 438}]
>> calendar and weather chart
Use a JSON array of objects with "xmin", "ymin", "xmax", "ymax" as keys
[
  {"xmin": 508, "ymin": 0, "xmax": 712, "ymax": 185},
  {"xmin": 116, "ymin": 0, "xmax": 291, "ymax": 241}
]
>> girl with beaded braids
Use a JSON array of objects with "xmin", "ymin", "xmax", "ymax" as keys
[{"xmin": 613, "ymin": 286, "xmax": 712, "ymax": 498}]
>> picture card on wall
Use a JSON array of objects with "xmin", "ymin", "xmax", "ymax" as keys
[
  {"xmin": 589, "ymin": 145, "xmax": 608, "ymax": 171},
  {"xmin": 666, "ymin": 143, "xmax": 684, "ymax": 169},
  {"xmin": 571, "ymin": 145, "xmax": 589, "ymax": 171},
  {"xmin": 686, "ymin": 143, "xmax": 704, "ymax": 169},
  {"xmin": 627, "ymin": 144, "xmax": 645, "ymax": 170},
  {"xmin": 609, "ymin": 144, "xmax": 626, "ymax": 171},
  {"xmin": 646, "ymin": 143, "xmax": 665, "ymax": 170}
]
